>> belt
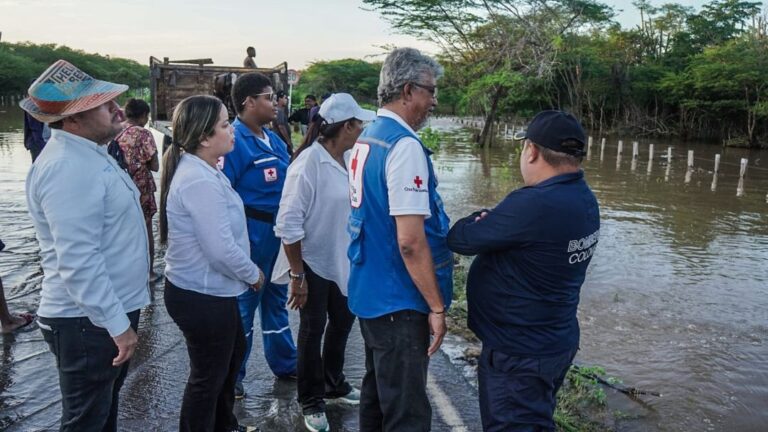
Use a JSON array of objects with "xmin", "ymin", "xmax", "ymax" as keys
[{"xmin": 244, "ymin": 206, "xmax": 275, "ymax": 224}]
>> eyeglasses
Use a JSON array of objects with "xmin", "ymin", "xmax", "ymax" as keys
[
  {"xmin": 411, "ymin": 82, "xmax": 438, "ymax": 98},
  {"xmin": 242, "ymin": 92, "xmax": 277, "ymax": 105}
]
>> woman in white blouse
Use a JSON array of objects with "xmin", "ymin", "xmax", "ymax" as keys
[
  {"xmin": 159, "ymin": 95, "xmax": 263, "ymax": 432},
  {"xmin": 272, "ymin": 93, "xmax": 375, "ymax": 432}
]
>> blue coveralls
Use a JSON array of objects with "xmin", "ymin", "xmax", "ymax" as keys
[{"xmin": 223, "ymin": 119, "xmax": 297, "ymax": 380}]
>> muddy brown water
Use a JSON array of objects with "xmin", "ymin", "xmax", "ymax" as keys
[{"xmin": 1, "ymin": 105, "xmax": 766, "ymax": 431}]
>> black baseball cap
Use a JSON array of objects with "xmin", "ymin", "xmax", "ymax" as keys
[
  {"xmin": 275, "ymin": 90, "xmax": 287, "ymax": 99},
  {"xmin": 514, "ymin": 110, "xmax": 586, "ymax": 156}
]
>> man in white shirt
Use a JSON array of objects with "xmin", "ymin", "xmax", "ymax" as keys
[
  {"xmin": 22, "ymin": 60, "xmax": 150, "ymax": 432},
  {"xmin": 347, "ymin": 48, "xmax": 453, "ymax": 431}
]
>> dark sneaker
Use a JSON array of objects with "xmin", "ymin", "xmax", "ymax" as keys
[{"xmin": 234, "ymin": 381, "xmax": 246, "ymax": 400}]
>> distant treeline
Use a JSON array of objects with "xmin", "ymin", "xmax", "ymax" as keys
[
  {"xmin": 291, "ymin": 58, "xmax": 381, "ymax": 109},
  {"xmin": 0, "ymin": 42, "xmax": 149, "ymax": 98}
]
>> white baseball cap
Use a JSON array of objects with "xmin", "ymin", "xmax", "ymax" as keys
[{"xmin": 318, "ymin": 93, "xmax": 376, "ymax": 124}]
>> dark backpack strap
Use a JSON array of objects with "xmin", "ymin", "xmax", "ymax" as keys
[{"xmin": 108, "ymin": 127, "xmax": 132, "ymax": 172}]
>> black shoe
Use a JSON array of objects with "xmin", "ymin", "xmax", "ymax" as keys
[{"xmin": 235, "ymin": 381, "xmax": 246, "ymax": 399}]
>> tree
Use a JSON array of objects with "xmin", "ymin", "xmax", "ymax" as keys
[
  {"xmin": 363, "ymin": 0, "xmax": 614, "ymax": 146},
  {"xmin": 293, "ymin": 59, "xmax": 381, "ymax": 107}
]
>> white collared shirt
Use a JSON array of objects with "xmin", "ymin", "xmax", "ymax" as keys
[
  {"xmin": 272, "ymin": 143, "xmax": 352, "ymax": 294},
  {"xmin": 378, "ymin": 108, "xmax": 431, "ymax": 217},
  {"xmin": 164, "ymin": 153, "xmax": 261, "ymax": 297},
  {"xmin": 26, "ymin": 129, "xmax": 150, "ymax": 337}
]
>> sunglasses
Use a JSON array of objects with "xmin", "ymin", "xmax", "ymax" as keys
[
  {"xmin": 242, "ymin": 92, "xmax": 277, "ymax": 105},
  {"xmin": 411, "ymin": 82, "xmax": 438, "ymax": 98}
]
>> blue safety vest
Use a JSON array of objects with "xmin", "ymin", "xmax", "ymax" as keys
[{"xmin": 347, "ymin": 116, "xmax": 453, "ymax": 319}]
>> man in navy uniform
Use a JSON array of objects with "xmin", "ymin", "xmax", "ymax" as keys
[{"xmin": 448, "ymin": 110, "xmax": 601, "ymax": 432}]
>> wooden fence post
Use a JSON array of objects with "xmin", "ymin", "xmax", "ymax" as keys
[
  {"xmin": 737, "ymin": 158, "xmax": 748, "ymax": 196},
  {"xmin": 631, "ymin": 141, "xmax": 639, "ymax": 171},
  {"xmin": 685, "ymin": 150, "xmax": 694, "ymax": 183},
  {"xmin": 600, "ymin": 138, "xmax": 606, "ymax": 162},
  {"xmin": 647, "ymin": 144, "xmax": 654, "ymax": 174}
]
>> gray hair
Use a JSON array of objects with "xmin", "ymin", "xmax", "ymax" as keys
[{"xmin": 378, "ymin": 48, "xmax": 444, "ymax": 106}]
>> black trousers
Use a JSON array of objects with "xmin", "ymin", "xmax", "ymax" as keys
[
  {"xmin": 164, "ymin": 279, "xmax": 246, "ymax": 432},
  {"xmin": 39, "ymin": 310, "xmax": 141, "ymax": 432},
  {"xmin": 296, "ymin": 263, "xmax": 356, "ymax": 414},
  {"xmin": 359, "ymin": 310, "xmax": 431, "ymax": 432},
  {"xmin": 478, "ymin": 345, "xmax": 577, "ymax": 432}
]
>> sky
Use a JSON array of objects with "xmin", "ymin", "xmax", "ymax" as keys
[{"xmin": 0, "ymin": 0, "xmax": 743, "ymax": 70}]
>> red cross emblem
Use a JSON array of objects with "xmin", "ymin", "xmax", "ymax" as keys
[
  {"xmin": 263, "ymin": 167, "xmax": 278, "ymax": 182},
  {"xmin": 351, "ymin": 149, "xmax": 360, "ymax": 180},
  {"xmin": 413, "ymin": 176, "xmax": 423, "ymax": 188}
]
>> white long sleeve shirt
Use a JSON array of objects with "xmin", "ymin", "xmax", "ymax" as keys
[
  {"xmin": 164, "ymin": 153, "xmax": 260, "ymax": 297},
  {"xmin": 26, "ymin": 129, "xmax": 150, "ymax": 337},
  {"xmin": 272, "ymin": 143, "xmax": 352, "ymax": 295}
]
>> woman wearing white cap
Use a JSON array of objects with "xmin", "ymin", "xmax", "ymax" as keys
[{"xmin": 272, "ymin": 93, "xmax": 375, "ymax": 432}]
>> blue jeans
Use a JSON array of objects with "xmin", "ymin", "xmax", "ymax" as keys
[{"xmin": 478, "ymin": 345, "xmax": 577, "ymax": 432}]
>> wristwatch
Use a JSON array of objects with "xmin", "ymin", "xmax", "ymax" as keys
[{"xmin": 289, "ymin": 271, "xmax": 306, "ymax": 281}]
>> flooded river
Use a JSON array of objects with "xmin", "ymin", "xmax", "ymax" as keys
[{"xmin": 1, "ymin": 104, "xmax": 766, "ymax": 431}]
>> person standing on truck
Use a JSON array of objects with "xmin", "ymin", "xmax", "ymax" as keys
[
  {"xmin": 223, "ymin": 72, "xmax": 297, "ymax": 399},
  {"xmin": 244, "ymin": 46, "xmax": 257, "ymax": 68}
]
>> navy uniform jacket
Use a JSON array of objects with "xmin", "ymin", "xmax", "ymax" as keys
[
  {"xmin": 447, "ymin": 171, "xmax": 600, "ymax": 357},
  {"xmin": 222, "ymin": 119, "xmax": 291, "ymax": 278}
]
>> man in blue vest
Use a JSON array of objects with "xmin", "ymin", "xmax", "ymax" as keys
[
  {"xmin": 447, "ymin": 111, "xmax": 601, "ymax": 431},
  {"xmin": 347, "ymin": 47, "xmax": 453, "ymax": 432},
  {"xmin": 223, "ymin": 72, "xmax": 297, "ymax": 399}
]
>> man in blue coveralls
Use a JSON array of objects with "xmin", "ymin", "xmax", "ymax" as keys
[
  {"xmin": 447, "ymin": 111, "xmax": 601, "ymax": 432},
  {"xmin": 347, "ymin": 47, "xmax": 453, "ymax": 431},
  {"xmin": 223, "ymin": 72, "xmax": 297, "ymax": 399}
]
